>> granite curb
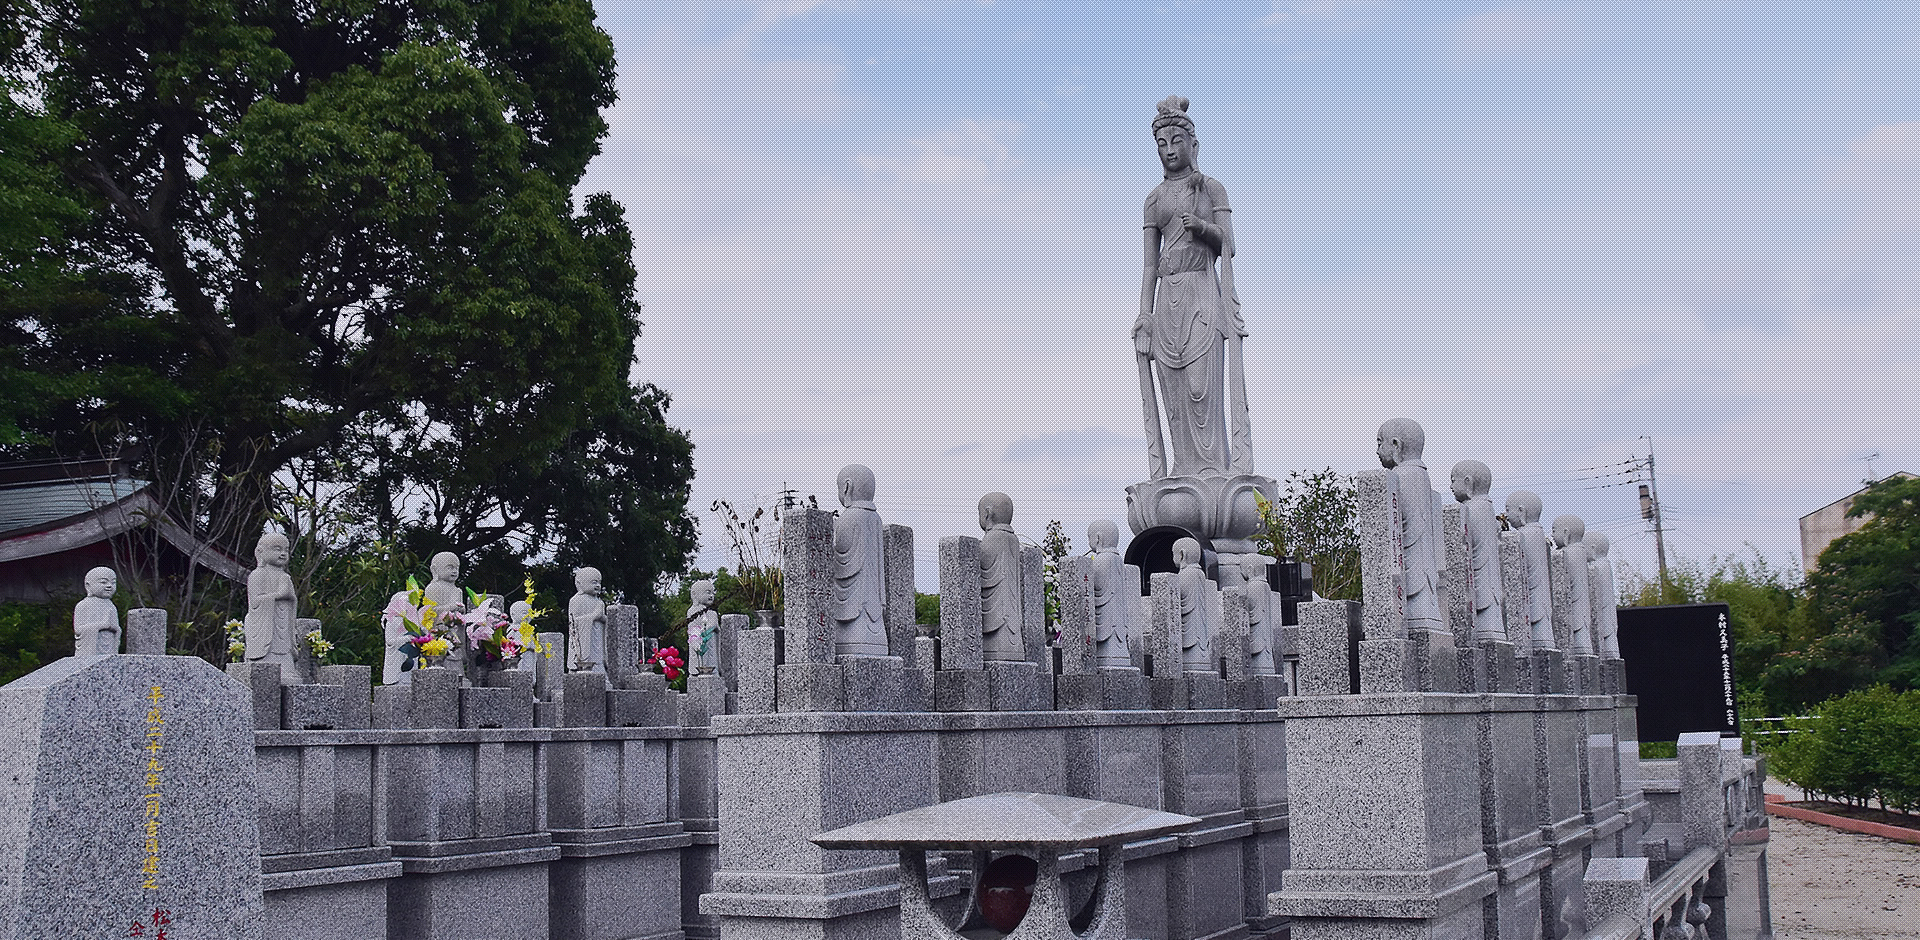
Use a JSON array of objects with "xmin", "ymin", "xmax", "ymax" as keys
[{"xmin": 1764, "ymin": 793, "xmax": 1920, "ymax": 845}]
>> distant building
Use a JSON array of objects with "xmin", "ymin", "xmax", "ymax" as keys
[
  {"xmin": 0, "ymin": 458, "xmax": 247, "ymax": 603},
  {"xmin": 1799, "ymin": 471, "xmax": 1915, "ymax": 569}
]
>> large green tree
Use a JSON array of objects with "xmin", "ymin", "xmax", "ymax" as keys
[
  {"xmin": 2, "ymin": 1, "xmax": 695, "ymax": 632},
  {"xmin": 1789, "ymin": 475, "xmax": 1920, "ymax": 700}
]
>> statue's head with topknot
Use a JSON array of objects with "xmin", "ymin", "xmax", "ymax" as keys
[{"xmin": 1153, "ymin": 95, "xmax": 1194, "ymax": 134}]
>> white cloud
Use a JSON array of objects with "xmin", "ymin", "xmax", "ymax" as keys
[
  {"xmin": 1449, "ymin": 6, "xmax": 1579, "ymax": 66},
  {"xmin": 1262, "ymin": 0, "xmax": 1387, "ymax": 27},
  {"xmin": 858, "ymin": 120, "xmax": 1023, "ymax": 185}
]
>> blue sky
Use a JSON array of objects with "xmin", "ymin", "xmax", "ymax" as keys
[{"xmin": 579, "ymin": 1, "xmax": 1920, "ymax": 590}]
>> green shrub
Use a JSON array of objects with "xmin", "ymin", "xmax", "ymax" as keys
[
  {"xmin": 1769, "ymin": 686, "xmax": 1920, "ymax": 812},
  {"xmin": 1639, "ymin": 741, "xmax": 1677, "ymax": 759}
]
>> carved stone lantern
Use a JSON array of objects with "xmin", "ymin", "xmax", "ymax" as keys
[{"xmin": 812, "ymin": 792, "xmax": 1198, "ymax": 940}]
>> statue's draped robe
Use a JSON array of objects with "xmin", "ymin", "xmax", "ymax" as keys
[
  {"xmin": 1246, "ymin": 579, "xmax": 1275, "ymax": 676},
  {"xmin": 980, "ymin": 525, "xmax": 1025, "ymax": 661},
  {"xmin": 692, "ymin": 607, "xmax": 722, "ymax": 672},
  {"xmin": 1588, "ymin": 556, "xmax": 1620, "ymax": 658},
  {"xmin": 73, "ymin": 597, "xmax": 119, "ymax": 656},
  {"xmin": 245, "ymin": 567, "xmax": 297, "ymax": 677},
  {"xmin": 1463, "ymin": 498, "xmax": 1506, "ymax": 642},
  {"xmin": 1518, "ymin": 525, "xmax": 1554, "ymax": 650},
  {"xmin": 1392, "ymin": 462, "xmax": 1444, "ymax": 631},
  {"xmin": 832, "ymin": 503, "xmax": 888, "ymax": 656},
  {"xmin": 1177, "ymin": 564, "xmax": 1212, "ymax": 672},
  {"xmin": 425, "ymin": 579, "xmax": 469, "ymax": 676},
  {"xmin": 1090, "ymin": 548, "xmax": 1131, "ymax": 666},
  {"xmin": 1559, "ymin": 544, "xmax": 1593, "ymax": 655},
  {"xmin": 569, "ymin": 596, "xmax": 607, "ymax": 673},
  {"xmin": 1143, "ymin": 173, "xmax": 1235, "ymax": 476}
]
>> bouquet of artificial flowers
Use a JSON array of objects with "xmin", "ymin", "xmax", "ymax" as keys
[
  {"xmin": 464, "ymin": 579, "xmax": 547, "ymax": 667},
  {"xmin": 383, "ymin": 575, "xmax": 455, "ymax": 671}
]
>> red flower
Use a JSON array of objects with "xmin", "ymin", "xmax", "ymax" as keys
[{"xmin": 649, "ymin": 646, "xmax": 686, "ymax": 680}]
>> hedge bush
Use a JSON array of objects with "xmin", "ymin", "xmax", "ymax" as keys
[{"xmin": 1768, "ymin": 686, "xmax": 1920, "ymax": 813}]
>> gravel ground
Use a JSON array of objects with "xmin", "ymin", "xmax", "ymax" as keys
[{"xmin": 1765, "ymin": 778, "xmax": 1920, "ymax": 940}]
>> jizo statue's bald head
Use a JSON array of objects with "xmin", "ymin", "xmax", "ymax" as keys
[
  {"xmin": 1375, "ymin": 417, "xmax": 1425, "ymax": 468},
  {"xmin": 837, "ymin": 464, "xmax": 875, "ymax": 506},
  {"xmin": 574, "ymin": 567, "xmax": 602, "ymax": 595},
  {"xmin": 978, "ymin": 492, "xmax": 1013, "ymax": 530},
  {"xmin": 1552, "ymin": 515, "xmax": 1585, "ymax": 549},
  {"xmin": 1450, "ymin": 459, "xmax": 1491, "ymax": 501},
  {"xmin": 256, "ymin": 531, "xmax": 290, "ymax": 567},
  {"xmin": 1088, "ymin": 519, "xmax": 1119, "ymax": 553},
  {"xmin": 1505, "ymin": 491, "xmax": 1542, "ymax": 526},
  {"xmin": 85, "ymin": 567, "xmax": 116, "ymax": 599}
]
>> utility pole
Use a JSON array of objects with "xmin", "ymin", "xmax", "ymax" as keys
[{"xmin": 1638, "ymin": 436, "xmax": 1670, "ymax": 598}]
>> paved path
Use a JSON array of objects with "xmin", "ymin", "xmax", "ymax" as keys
[{"xmin": 1764, "ymin": 779, "xmax": 1920, "ymax": 940}]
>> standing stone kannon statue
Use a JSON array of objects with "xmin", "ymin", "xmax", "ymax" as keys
[
  {"xmin": 72, "ymin": 566, "xmax": 121, "ymax": 657},
  {"xmin": 1125, "ymin": 96, "xmax": 1276, "ymax": 554},
  {"xmin": 1378, "ymin": 418, "xmax": 1444, "ymax": 634},
  {"xmin": 1134, "ymin": 94, "xmax": 1248, "ymax": 477},
  {"xmin": 568, "ymin": 566, "xmax": 608, "ymax": 674},
  {"xmin": 689, "ymin": 579, "xmax": 721, "ymax": 675},
  {"xmin": 1506, "ymin": 491, "xmax": 1555, "ymax": 651},
  {"xmin": 978, "ymin": 493, "xmax": 1025, "ymax": 662},
  {"xmin": 1451, "ymin": 460, "xmax": 1507, "ymax": 643},
  {"xmin": 1088, "ymin": 520, "xmax": 1132, "ymax": 668},
  {"xmin": 1173, "ymin": 537, "xmax": 1213, "ymax": 673},
  {"xmin": 245, "ymin": 531, "xmax": 300, "ymax": 682},
  {"xmin": 831, "ymin": 464, "xmax": 888, "ymax": 657}
]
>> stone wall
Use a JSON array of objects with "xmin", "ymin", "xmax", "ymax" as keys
[
  {"xmin": 0, "ymin": 639, "xmax": 1764, "ymax": 940},
  {"xmin": 702, "ymin": 706, "xmax": 1292, "ymax": 940}
]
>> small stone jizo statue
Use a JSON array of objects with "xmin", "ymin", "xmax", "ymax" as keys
[
  {"xmin": 1378, "ymin": 418, "xmax": 1443, "ymax": 634},
  {"xmin": 1586, "ymin": 532, "xmax": 1621, "ymax": 659},
  {"xmin": 1240, "ymin": 555, "xmax": 1276, "ymax": 677},
  {"xmin": 245, "ymin": 531, "xmax": 300, "ymax": 681},
  {"xmin": 831, "ymin": 464, "xmax": 888, "ymax": 657},
  {"xmin": 568, "ymin": 566, "xmax": 607, "ymax": 673},
  {"xmin": 1551, "ymin": 515, "xmax": 1594, "ymax": 656},
  {"xmin": 1173, "ymin": 537, "xmax": 1213, "ymax": 673},
  {"xmin": 1451, "ymin": 460, "xmax": 1507, "ymax": 644},
  {"xmin": 689, "ymin": 579, "xmax": 720, "ymax": 676},
  {"xmin": 1505, "ymin": 490, "xmax": 1554, "ymax": 652},
  {"xmin": 423, "ymin": 551, "xmax": 468, "ymax": 675},
  {"xmin": 1088, "ymin": 520, "xmax": 1132, "ymax": 668},
  {"xmin": 72, "ymin": 566, "xmax": 120, "ymax": 657},
  {"xmin": 978, "ymin": 492, "xmax": 1025, "ymax": 662}
]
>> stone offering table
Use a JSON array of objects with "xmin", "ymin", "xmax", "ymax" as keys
[{"xmin": 813, "ymin": 792, "xmax": 1198, "ymax": 940}]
